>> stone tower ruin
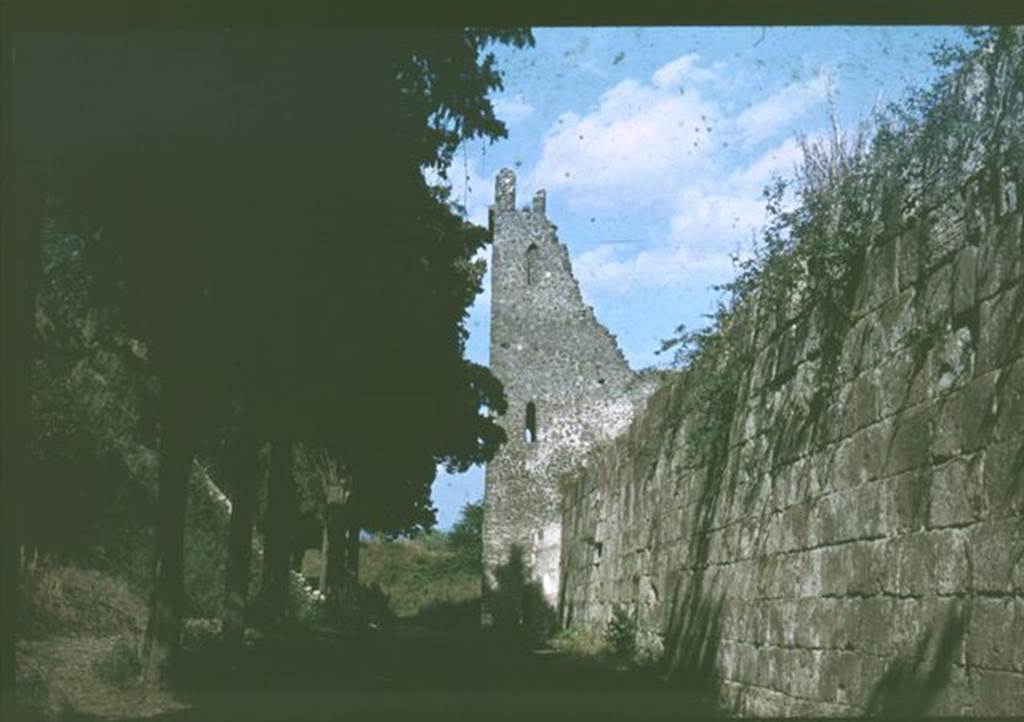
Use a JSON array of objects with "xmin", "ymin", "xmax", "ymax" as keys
[{"xmin": 482, "ymin": 168, "xmax": 655, "ymax": 618}]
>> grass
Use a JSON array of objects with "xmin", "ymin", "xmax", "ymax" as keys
[
  {"xmin": 549, "ymin": 625, "xmax": 607, "ymax": 658},
  {"xmin": 17, "ymin": 558, "xmax": 147, "ymax": 640},
  {"xmin": 360, "ymin": 534, "xmax": 481, "ymax": 619}
]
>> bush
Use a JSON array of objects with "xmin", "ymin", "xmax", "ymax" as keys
[
  {"xmin": 604, "ymin": 605, "xmax": 637, "ymax": 661},
  {"xmin": 323, "ymin": 578, "xmax": 395, "ymax": 631},
  {"xmin": 550, "ymin": 625, "xmax": 607, "ymax": 657},
  {"xmin": 180, "ymin": 617, "xmax": 222, "ymax": 652}
]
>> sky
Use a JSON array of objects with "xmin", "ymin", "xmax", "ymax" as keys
[{"xmin": 430, "ymin": 26, "xmax": 971, "ymax": 529}]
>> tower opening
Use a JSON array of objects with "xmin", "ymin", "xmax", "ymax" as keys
[
  {"xmin": 525, "ymin": 401, "xmax": 537, "ymax": 443},
  {"xmin": 526, "ymin": 244, "xmax": 539, "ymax": 286}
]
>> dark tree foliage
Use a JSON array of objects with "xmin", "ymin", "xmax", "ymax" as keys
[
  {"xmin": 10, "ymin": 26, "xmax": 529, "ymax": 682},
  {"xmin": 27, "ymin": 218, "xmax": 154, "ymax": 561},
  {"xmin": 449, "ymin": 501, "xmax": 484, "ymax": 562}
]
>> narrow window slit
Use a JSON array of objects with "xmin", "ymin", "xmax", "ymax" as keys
[{"xmin": 526, "ymin": 244, "xmax": 539, "ymax": 286}]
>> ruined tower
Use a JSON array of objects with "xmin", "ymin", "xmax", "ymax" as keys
[{"xmin": 482, "ymin": 168, "xmax": 655, "ymax": 617}]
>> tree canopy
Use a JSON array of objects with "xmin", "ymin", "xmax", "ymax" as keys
[{"xmin": 11, "ymin": 26, "xmax": 531, "ymax": 681}]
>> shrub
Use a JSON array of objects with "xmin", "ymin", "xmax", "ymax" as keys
[
  {"xmin": 322, "ymin": 578, "xmax": 395, "ymax": 631},
  {"xmin": 550, "ymin": 625, "xmax": 607, "ymax": 657},
  {"xmin": 180, "ymin": 617, "xmax": 222, "ymax": 652},
  {"xmin": 604, "ymin": 605, "xmax": 638, "ymax": 661}
]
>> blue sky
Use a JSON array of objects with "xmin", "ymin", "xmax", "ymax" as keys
[{"xmin": 430, "ymin": 26, "xmax": 970, "ymax": 529}]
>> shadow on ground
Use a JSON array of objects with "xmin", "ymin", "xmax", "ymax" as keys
[{"xmin": 78, "ymin": 621, "xmax": 709, "ymax": 722}]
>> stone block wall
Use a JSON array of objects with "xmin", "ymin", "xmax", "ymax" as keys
[{"xmin": 559, "ymin": 40, "xmax": 1024, "ymax": 716}]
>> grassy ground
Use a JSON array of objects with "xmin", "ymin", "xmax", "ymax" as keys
[
  {"xmin": 359, "ymin": 534, "xmax": 480, "ymax": 620},
  {"xmin": 14, "ymin": 560, "xmax": 188, "ymax": 721},
  {"xmin": 13, "ymin": 550, "xmax": 716, "ymax": 722}
]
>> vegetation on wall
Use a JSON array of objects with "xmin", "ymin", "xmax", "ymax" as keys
[{"xmin": 658, "ymin": 27, "xmax": 1024, "ymax": 480}]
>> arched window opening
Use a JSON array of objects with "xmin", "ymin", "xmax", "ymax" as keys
[
  {"xmin": 526, "ymin": 244, "xmax": 539, "ymax": 286},
  {"xmin": 525, "ymin": 401, "xmax": 537, "ymax": 443}
]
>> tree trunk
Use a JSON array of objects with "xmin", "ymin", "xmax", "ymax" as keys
[
  {"xmin": 318, "ymin": 524, "xmax": 329, "ymax": 593},
  {"xmin": 260, "ymin": 438, "xmax": 294, "ymax": 625},
  {"xmin": 220, "ymin": 421, "xmax": 258, "ymax": 651},
  {"xmin": 324, "ymin": 499, "xmax": 354, "ymax": 617},
  {"xmin": 141, "ymin": 381, "xmax": 197, "ymax": 687},
  {"xmin": 3, "ymin": 45, "xmax": 44, "ymax": 715},
  {"xmin": 346, "ymin": 523, "xmax": 360, "ymax": 583}
]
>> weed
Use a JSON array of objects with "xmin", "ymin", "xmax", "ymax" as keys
[
  {"xmin": 604, "ymin": 605, "xmax": 638, "ymax": 661},
  {"xmin": 550, "ymin": 625, "xmax": 607, "ymax": 657}
]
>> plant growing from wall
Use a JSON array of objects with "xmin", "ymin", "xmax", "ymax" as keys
[
  {"xmin": 660, "ymin": 27, "xmax": 1024, "ymax": 474},
  {"xmin": 604, "ymin": 605, "xmax": 638, "ymax": 662}
]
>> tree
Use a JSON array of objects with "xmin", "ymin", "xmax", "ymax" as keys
[
  {"xmin": 449, "ymin": 501, "xmax": 484, "ymax": 563},
  {"xmin": 11, "ymin": 26, "xmax": 529, "ymax": 681}
]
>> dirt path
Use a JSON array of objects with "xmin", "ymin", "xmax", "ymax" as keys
[
  {"xmin": 17, "ymin": 635, "xmax": 188, "ymax": 720},
  {"xmin": 19, "ymin": 624, "xmax": 715, "ymax": 721}
]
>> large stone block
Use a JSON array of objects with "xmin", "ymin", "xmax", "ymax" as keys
[
  {"xmin": 882, "ymin": 403, "xmax": 934, "ymax": 476},
  {"xmin": 845, "ymin": 370, "xmax": 884, "ymax": 439},
  {"xmin": 927, "ymin": 458, "xmax": 978, "ymax": 527},
  {"xmin": 977, "ymin": 209, "xmax": 1023, "ymax": 301},
  {"xmin": 919, "ymin": 260, "xmax": 956, "ymax": 331},
  {"xmin": 818, "ymin": 650, "xmax": 864, "ymax": 707},
  {"xmin": 896, "ymin": 532, "xmax": 939, "ymax": 597},
  {"xmin": 994, "ymin": 357, "xmax": 1024, "ymax": 444},
  {"xmin": 887, "ymin": 468, "xmax": 933, "ymax": 534},
  {"xmin": 819, "ymin": 544, "xmax": 850, "ymax": 597},
  {"xmin": 856, "ymin": 597, "xmax": 896, "ymax": 656},
  {"xmin": 930, "ymin": 324, "xmax": 976, "ymax": 397},
  {"xmin": 982, "ymin": 438, "xmax": 1024, "ymax": 518},
  {"xmin": 890, "ymin": 598, "xmax": 924, "ymax": 656},
  {"xmin": 960, "ymin": 371, "xmax": 998, "ymax": 453},
  {"xmin": 792, "ymin": 648, "xmax": 823, "ymax": 700},
  {"xmin": 969, "ymin": 518, "xmax": 1023, "ymax": 594},
  {"xmin": 966, "ymin": 596, "xmax": 1017, "ymax": 670},
  {"xmin": 859, "ymin": 238, "xmax": 899, "ymax": 314},
  {"xmin": 927, "ymin": 664, "xmax": 976, "ymax": 716},
  {"xmin": 977, "ymin": 281, "xmax": 1024, "ymax": 375},
  {"xmin": 846, "ymin": 539, "xmax": 891, "ymax": 596},
  {"xmin": 970, "ymin": 668, "xmax": 1024, "ymax": 716},
  {"xmin": 951, "ymin": 244, "xmax": 979, "ymax": 320},
  {"xmin": 930, "ymin": 390, "xmax": 963, "ymax": 461}
]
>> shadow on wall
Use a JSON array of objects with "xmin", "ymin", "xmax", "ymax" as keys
[
  {"xmin": 485, "ymin": 544, "xmax": 557, "ymax": 647},
  {"xmin": 864, "ymin": 605, "xmax": 967, "ymax": 718},
  {"xmin": 659, "ymin": 572, "xmax": 726, "ymax": 717}
]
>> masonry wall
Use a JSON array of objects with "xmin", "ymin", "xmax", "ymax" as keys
[
  {"xmin": 483, "ymin": 169, "xmax": 655, "ymax": 610},
  {"xmin": 560, "ymin": 42, "xmax": 1024, "ymax": 716}
]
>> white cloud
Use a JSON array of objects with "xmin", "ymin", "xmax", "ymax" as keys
[
  {"xmin": 651, "ymin": 53, "xmax": 722, "ymax": 89},
  {"xmin": 530, "ymin": 74, "xmax": 719, "ymax": 209},
  {"xmin": 574, "ymin": 241, "xmax": 740, "ymax": 293},
  {"xmin": 735, "ymin": 72, "xmax": 831, "ymax": 147},
  {"xmin": 578, "ymin": 136, "xmax": 813, "ymax": 294},
  {"xmin": 493, "ymin": 94, "xmax": 535, "ymax": 126},
  {"xmin": 515, "ymin": 54, "xmax": 830, "ymax": 295},
  {"xmin": 669, "ymin": 188, "xmax": 767, "ymax": 242}
]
